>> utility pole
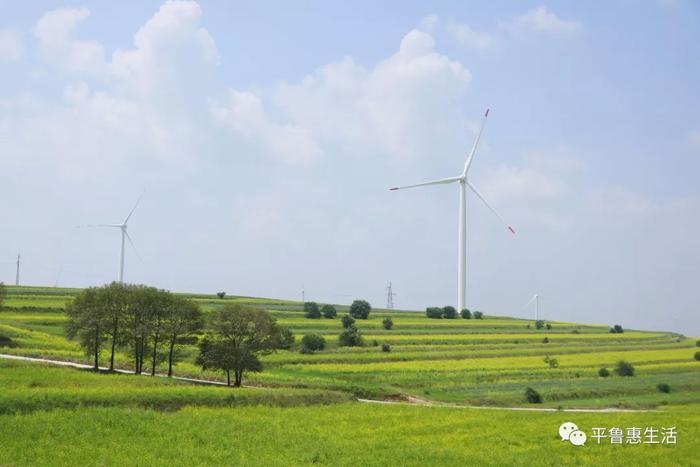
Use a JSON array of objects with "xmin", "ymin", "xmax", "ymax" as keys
[
  {"xmin": 386, "ymin": 281, "xmax": 396, "ymax": 309},
  {"xmin": 15, "ymin": 253, "xmax": 20, "ymax": 286}
]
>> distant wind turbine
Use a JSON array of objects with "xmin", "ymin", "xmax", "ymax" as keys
[
  {"xmin": 389, "ymin": 109, "xmax": 515, "ymax": 313},
  {"xmin": 77, "ymin": 192, "xmax": 144, "ymax": 283},
  {"xmin": 524, "ymin": 293, "xmax": 540, "ymax": 321}
]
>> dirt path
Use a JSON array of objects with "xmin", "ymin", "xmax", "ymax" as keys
[{"xmin": 0, "ymin": 353, "xmax": 655, "ymax": 413}]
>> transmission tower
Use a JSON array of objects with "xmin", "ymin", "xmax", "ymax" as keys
[
  {"xmin": 15, "ymin": 253, "xmax": 20, "ymax": 286},
  {"xmin": 386, "ymin": 281, "xmax": 396, "ymax": 309}
]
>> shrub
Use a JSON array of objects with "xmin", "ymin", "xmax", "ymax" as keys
[
  {"xmin": 0, "ymin": 333, "xmax": 17, "ymax": 348},
  {"xmin": 371, "ymin": 339, "xmax": 379, "ymax": 347},
  {"xmin": 696, "ymin": 340, "xmax": 700, "ymax": 347},
  {"xmin": 321, "ymin": 304, "xmax": 337, "ymax": 319},
  {"xmin": 657, "ymin": 383, "xmax": 671, "ymax": 394},
  {"xmin": 571, "ymin": 329, "xmax": 580, "ymax": 334},
  {"xmin": 543, "ymin": 355, "xmax": 558, "ymax": 368},
  {"xmin": 216, "ymin": 291, "xmax": 226, "ymax": 299},
  {"xmin": 535, "ymin": 320, "xmax": 544, "ymax": 330},
  {"xmin": 382, "ymin": 317, "xmax": 393, "ymax": 330},
  {"xmin": 615, "ymin": 360, "xmax": 635, "ymax": 377},
  {"xmin": 300, "ymin": 334, "xmax": 326, "ymax": 353},
  {"xmin": 525, "ymin": 387, "xmax": 542, "ymax": 403},
  {"xmin": 460, "ymin": 308, "xmax": 472, "ymax": 319},
  {"xmin": 598, "ymin": 368, "xmax": 610, "ymax": 377},
  {"xmin": 426, "ymin": 307, "xmax": 443, "ymax": 319},
  {"xmin": 613, "ymin": 324, "xmax": 624, "ymax": 334},
  {"xmin": 472, "ymin": 311, "xmax": 483, "ymax": 320},
  {"xmin": 339, "ymin": 325, "xmax": 363, "ymax": 347},
  {"xmin": 545, "ymin": 323, "xmax": 552, "ymax": 330},
  {"xmin": 542, "ymin": 337, "xmax": 549, "ymax": 344},
  {"xmin": 304, "ymin": 302, "xmax": 321, "ymax": 319},
  {"xmin": 694, "ymin": 351, "xmax": 700, "ymax": 361},
  {"xmin": 381, "ymin": 343, "xmax": 391, "ymax": 353},
  {"xmin": 341, "ymin": 315, "xmax": 355, "ymax": 329},
  {"xmin": 349, "ymin": 300, "xmax": 371, "ymax": 319},
  {"xmin": 279, "ymin": 328, "xmax": 295, "ymax": 350},
  {"xmin": 442, "ymin": 306, "xmax": 458, "ymax": 319}
]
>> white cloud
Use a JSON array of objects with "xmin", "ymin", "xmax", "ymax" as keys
[
  {"xmin": 0, "ymin": 29, "xmax": 23, "ymax": 61},
  {"xmin": 507, "ymin": 6, "xmax": 581, "ymax": 36},
  {"xmin": 418, "ymin": 14, "xmax": 439, "ymax": 33},
  {"xmin": 447, "ymin": 20, "xmax": 493, "ymax": 51},
  {"xmin": 33, "ymin": 8, "xmax": 106, "ymax": 74}
]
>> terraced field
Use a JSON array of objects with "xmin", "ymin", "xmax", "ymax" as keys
[{"xmin": 1, "ymin": 285, "xmax": 698, "ymax": 408}]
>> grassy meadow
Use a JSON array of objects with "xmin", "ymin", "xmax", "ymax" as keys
[{"xmin": 1, "ymin": 285, "xmax": 698, "ymax": 465}]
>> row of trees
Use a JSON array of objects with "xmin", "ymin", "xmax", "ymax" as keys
[
  {"xmin": 66, "ymin": 283, "xmax": 203, "ymax": 375},
  {"xmin": 304, "ymin": 300, "xmax": 372, "ymax": 320},
  {"xmin": 426, "ymin": 306, "xmax": 483, "ymax": 319}
]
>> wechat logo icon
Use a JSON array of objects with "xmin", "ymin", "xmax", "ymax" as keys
[{"xmin": 560, "ymin": 422, "xmax": 587, "ymax": 446}]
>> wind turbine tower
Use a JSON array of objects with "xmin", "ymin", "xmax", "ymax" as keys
[
  {"xmin": 15, "ymin": 253, "xmax": 20, "ymax": 286},
  {"xmin": 390, "ymin": 109, "xmax": 515, "ymax": 312}
]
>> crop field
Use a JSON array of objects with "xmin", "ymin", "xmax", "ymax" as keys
[{"xmin": 1, "ymin": 285, "xmax": 698, "ymax": 465}]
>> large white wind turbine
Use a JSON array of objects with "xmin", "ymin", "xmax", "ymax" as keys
[
  {"xmin": 524, "ymin": 293, "xmax": 540, "ymax": 321},
  {"xmin": 78, "ymin": 192, "xmax": 144, "ymax": 283},
  {"xmin": 389, "ymin": 109, "xmax": 514, "ymax": 313}
]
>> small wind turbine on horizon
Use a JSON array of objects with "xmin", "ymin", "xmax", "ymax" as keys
[
  {"xmin": 389, "ymin": 109, "xmax": 515, "ymax": 313},
  {"xmin": 524, "ymin": 293, "xmax": 540, "ymax": 321},
  {"xmin": 76, "ymin": 192, "xmax": 144, "ymax": 283}
]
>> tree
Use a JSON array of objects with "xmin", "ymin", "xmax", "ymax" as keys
[
  {"xmin": 163, "ymin": 296, "xmax": 203, "ymax": 377},
  {"xmin": 279, "ymin": 328, "xmax": 295, "ymax": 350},
  {"xmin": 615, "ymin": 360, "xmax": 635, "ymax": 376},
  {"xmin": 122, "ymin": 285, "xmax": 156, "ymax": 375},
  {"xmin": 321, "ymin": 304, "xmax": 337, "ymax": 319},
  {"xmin": 382, "ymin": 317, "xmax": 393, "ymax": 330},
  {"xmin": 196, "ymin": 304, "xmax": 289, "ymax": 386},
  {"xmin": 381, "ymin": 343, "xmax": 391, "ymax": 352},
  {"xmin": 217, "ymin": 292, "xmax": 226, "ymax": 299},
  {"xmin": 341, "ymin": 314, "xmax": 355, "ymax": 329},
  {"xmin": 339, "ymin": 325, "xmax": 363, "ymax": 347},
  {"xmin": 442, "ymin": 306, "xmax": 457, "ymax": 319},
  {"xmin": 545, "ymin": 323, "xmax": 552, "ymax": 330},
  {"xmin": 472, "ymin": 311, "xmax": 484, "ymax": 320},
  {"xmin": 0, "ymin": 282, "xmax": 6, "ymax": 309},
  {"xmin": 525, "ymin": 387, "xmax": 542, "ymax": 403},
  {"xmin": 426, "ymin": 307, "xmax": 443, "ymax": 319},
  {"xmin": 598, "ymin": 367, "xmax": 610, "ymax": 377},
  {"xmin": 349, "ymin": 300, "xmax": 371, "ymax": 319},
  {"xmin": 304, "ymin": 302, "xmax": 321, "ymax": 319},
  {"xmin": 613, "ymin": 324, "xmax": 624, "ymax": 334},
  {"xmin": 535, "ymin": 320, "xmax": 545, "ymax": 330},
  {"xmin": 300, "ymin": 334, "xmax": 326, "ymax": 353},
  {"xmin": 65, "ymin": 288, "xmax": 106, "ymax": 370},
  {"xmin": 694, "ymin": 351, "xmax": 700, "ymax": 361},
  {"xmin": 99, "ymin": 282, "xmax": 132, "ymax": 372},
  {"xmin": 460, "ymin": 308, "xmax": 471, "ymax": 319}
]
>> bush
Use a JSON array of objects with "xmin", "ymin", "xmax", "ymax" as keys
[
  {"xmin": 598, "ymin": 368, "xmax": 610, "ymax": 377},
  {"xmin": 339, "ymin": 325, "xmax": 363, "ymax": 347},
  {"xmin": 615, "ymin": 360, "xmax": 635, "ymax": 376},
  {"xmin": 525, "ymin": 387, "xmax": 542, "ymax": 403},
  {"xmin": 0, "ymin": 333, "xmax": 17, "ymax": 348},
  {"xmin": 535, "ymin": 320, "xmax": 544, "ymax": 330},
  {"xmin": 571, "ymin": 329, "xmax": 580, "ymax": 334},
  {"xmin": 460, "ymin": 308, "xmax": 472, "ymax": 319},
  {"xmin": 382, "ymin": 317, "xmax": 393, "ymax": 330},
  {"xmin": 694, "ymin": 351, "xmax": 700, "ymax": 361},
  {"xmin": 349, "ymin": 300, "xmax": 371, "ymax": 319},
  {"xmin": 304, "ymin": 302, "xmax": 321, "ymax": 319},
  {"xmin": 657, "ymin": 383, "xmax": 671, "ymax": 394},
  {"xmin": 610, "ymin": 324, "xmax": 624, "ymax": 334},
  {"xmin": 321, "ymin": 304, "xmax": 337, "ymax": 319},
  {"xmin": 300, "ymin": 334, "xmax": 326, "ymax": 353},
  {"xmin": 381, "ymin": 343, "xmax": 391, "ymax": 353},
  {"xmin": 279, "ymin": 328, "xmax": 295, "ymax": 350},
  {"xmin": 426, "ymin": 307, "xmax": 443, "ymax": 319},
  {"xmin": 543, "ymin": 355, "xmax": 558, "ymax": 368},
  {"xmin": 341, "ymin": 315, "xmax": 355, "ymax": 329},
  {"xmin": 545, "ymin": 323, "xmax": 552, "ymax": 330},
  {"xmin": 442, "ymin": 306, "xmax": 457, "ymax": 319},
  {"xmin": 371, "ymin": 339, "xmax": 378, "ymax": 347},
  {"xmin": 696, "ymin": 340, "xmax": 700, "ymax": 347},
  {"xmin": 216, "ymin": 291, "xmax": 226, "ymax": 299},
  {"xmin": 542, "ymin": 337, "xmax": 549, "ymax": 344},
  {"xmin": 472, "ymin": 311, "xmax": 483, "ymax": 320}
]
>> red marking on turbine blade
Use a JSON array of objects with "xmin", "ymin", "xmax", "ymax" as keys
[
  {"xmin": 485, "ymin": 108, "xmax": 490, "ymax": 117},
  {"xmin": 508, "ymin": 226, "xmax": 515, "ymax": 234},
  {"xmin": 389, "ymin": 187, "xmax": 399, "ymax": 191}
]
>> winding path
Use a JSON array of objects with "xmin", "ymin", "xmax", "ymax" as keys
[{"xmin": 0, "ymin": 353, "xmax": 655, "ymax": 413}]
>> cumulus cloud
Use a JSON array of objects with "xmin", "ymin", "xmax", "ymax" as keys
[
  {"xmin": 0, "ymin": 28, "xmax": 23, "ymax": 60},
  {"xmin": 506, "ymin": 6, "xmax": 581, "ymax": 36},
  {"xmin": 447, "ymin": 20, "xmax": 493, "ymax": 50}
]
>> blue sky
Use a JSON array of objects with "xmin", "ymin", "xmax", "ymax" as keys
[{"xmin": 1, "ymin": 1, "xmax": 699, "ymax": 335}]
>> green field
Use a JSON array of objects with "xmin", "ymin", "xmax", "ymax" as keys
[{"xmin": 1, "ymin": 285, "xmax": 698, "ymax": 465}]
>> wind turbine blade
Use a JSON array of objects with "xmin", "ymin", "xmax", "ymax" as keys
[
  {"xmin": 522, "ymin": 294, "xmax": 537, "ymax": 310},
  {"xmin": 123, "ymin": 190, "xmax": 146, "ymax": 224},
  {"xmin": 466, "ymin": 182, "xmax": 515, "ymax": 234},
  {"xmin": 124, "ymin": 231, "xmax": 143, "ymax": 263},
  {"xmin": 462, "ymin": 108, "xmax": 490, "ymax": 176},
  {"xmin": 389, "ymin": 176, "xmax": 461, "ymax": 191}
]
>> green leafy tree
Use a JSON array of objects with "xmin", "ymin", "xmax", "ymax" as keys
[
  {"xmin": 216, "ymin": 292, "xmax": 226, "ymax": 299},
  {"xmin": 196, "ymin": 304, "xmax": 289, "ymax": 386},
  {"xmin": 339, "ymin": 325, "xmax": 363, "ymax": 347},
  {"xmin": 99, "ymin": 282, "xmax": 134, "ymax": 372},
  {"xmin": 349, "ymin": 300, "xmax": 371, "ymax": 319},
  {"xmin": 694, "ymin": 351, "xmax": 700, "ymax": 361},
  {"xmin": 525, "ymin": 387, "xmax": 542, "ymax": 403},
  {"xmin": 300, "ymin": 334, "xmax": 326, "ymax": 353},
  {"xmin": 472, "ymin": 311, "xmax": 484, "ymax": 320},
  {"xmin": 341, "ymin": 314, "xmax": 355, "ymax": 329},
  {"xmin": 382, "ymin": 317, "xmax": 393, "ymax": 330},
  {"xmin": 0, "ymin": 282, "xmax": 6, "ymax": 309},
  {"xmin": 304, "ymin": 302, "xmax": 321, "ymax": 319},
  {"xmin": 65, "ymin": 288, "xmax": 106, "ymax": 370},
  {"xmin": 460, "ymin": 308, "xmax": 471, "ymax": 319},
  {"xmin": 426, "ymin": 307, "xmax": 443, "ymax": 319},
  {"xmin": 381, "ymin": 343, "xmax": 391, "ymax": 352},
  {"xmin": 163, "ymin": 296, "xmax": 203, "ymax": 377},
  {"xmin": 535, "ymin": 320, "xmax": 545, "ymax": 330},
  {"xmin": 615, "ymin": 360, "xmax": 635, "ymax": 376},
  {"xmin": 442, "ymin": 306, "xmax": 457, "ymax": 319},
  {"xmin": 321, "ymin": 304, "xmax": 337, "ymax": 319},
  {"xmin": 598, "ymin": 368, "xmax": 610, "ymax": 377}
]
